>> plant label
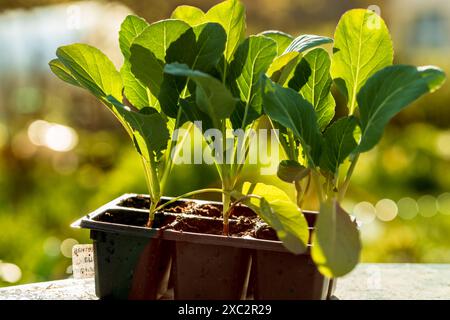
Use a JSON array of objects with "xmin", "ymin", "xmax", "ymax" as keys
[{"xmin": 72, "ymin": 244, "xmax": 95, "ymax": 279}]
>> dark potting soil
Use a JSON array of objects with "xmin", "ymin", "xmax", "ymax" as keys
[
  {"xmin": 118, "ymin": 196, "xmax": 257, "ymax": 219},
  {"xmin": 118, "ymin": 196, "xmax": 196, "ymax": 214},
  {"xmin": 255, "ymin": 224, "xmax": 279, "ymax": 241},
  {"xmin": 170, "ymin": 216, "xmax": 256, "ymax": 237},
  {"xmin": 193, "ymin": 203, "xmax": 258, "ymax": 219},
  {"xmin": 118, "ymin": 195, "xmax": 150, "ymax": 209},
  {"xmin": 105, "ymin": 195, "xmax": 275, "ymax": 238},
  {"xmin": 96, "ymin": 210, "xmax": 177, "ymax": 228}
]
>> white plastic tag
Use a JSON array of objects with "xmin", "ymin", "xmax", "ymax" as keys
[{"xmin": 72, "ymin": 244, "xmax": 95, "ymax": 279}]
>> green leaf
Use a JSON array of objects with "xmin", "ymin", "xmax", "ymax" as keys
[
  {"xmin": 320, "ymin": 116, "xmax": 358, "ymax": 174},
  {"xmin": 259, "ymin": 30, "xmax": 293, "ymax": 56},
  {"xmin": 284, "ymin": 34, "xmax": 333, "ymax": 54},
  {"xmin": 159, "ymin": 22, "xmax": 227, "ymax": 118},
  {"xmin": 119, "ymin": 15, "xmax": 149, "ymax": 60},
  {"xmin": 229, "ymin": 35, "xmax": 277, "ymax": 128},
  {"xmin": 167, "ymin": 22, "xmax": 227, "ymax": 72},
  {"xmin": 312, "ymin": 199, "xmax": 361, "ymax": 277},
  {"xmin": 129, "ymin": 46, "xmax": 164, "ymax": 105},
  {"xmin": 205, "ymin": 0, "xmax": 246, "ymax": 62},
  {"xmin": 120, "ymin": 61, "xmax": 155, "ymax": 109},
  {"xmin": 164, "ymin": 63, "xmax": 237, "ymax": 122},
  {"xmin": 289, "ymin": 48, "xmax": 335, "ymax": 130},
  {"xmin": 262, "ymin": 78, "xmax": 322, "ymax": 166},
  {"xmin": 129, "ymin": 19, "xmax": 191, "ymax": 102},
  {"xmin": 171, "ymin": 5, "xmax": 205, "ymax": 25},
  {"xmin": 357, "ymin": 65, "xmax": 446, "ymax": 153},
  {"xmin": 118, "ymin": 15, "xmax": 154, "ymax": 109},
  {"xmin": 132, "ymin": 19, "xmax": 191, "ymax": 62},
  {"xmin": 107, "ymin": 96, "xmax": 169, "ymax": 160},
  {"xmin": 266, "ymin": 52, "xmax": 300, "ymax": 86},
  {"xmin": 242, "ymin": 182, "xmax": 309, "ymax": 254},
  {"xmin": 331, "ymin": 9, "xmax": 393, "ymax": 114},
  {"xmin": 55, "ymin": 44, "xmax": 123, "ymax": 102},
  {"xmin": 277, "ymin": 160, "xmax": 310, "ymax": 183},
  {"xmin": 49, "ymin": 58, "xmax": 81, "ymax": 87}
]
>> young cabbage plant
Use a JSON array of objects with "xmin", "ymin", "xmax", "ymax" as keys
[
  {"xmin": 161, "ymin": 0, "xmax": 284, "ymax": 235},
  {"xmin": 48, "ymin": 15, "xmax": 201, "ymax": 227},
  {"xmin": 164, "ymin": 0, "xmax": 338, "ymax": 236},
  {"xmin": 259, "ymin": 9, "xmax": 446, "ymax": 277}
]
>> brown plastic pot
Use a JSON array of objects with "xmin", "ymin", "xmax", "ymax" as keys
[
  {"xmin": 72, "ymin": 194, "xmax": 336, "ymax": 300},
  {"xmin": 166, "ymin": 216, "xmax": 252, "ymax": 299},
  {"xmin": 72, "ymin": 194, "xmax": 176, "ymax": 300},
  {"xmin": 250, "ymin": 211, "xmax": 332, "ymax": 300}
]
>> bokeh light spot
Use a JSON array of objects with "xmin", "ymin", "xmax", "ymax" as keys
[
  {"xmin": 397, "ymin": 197, "xmax": 419, "ymax": 220},
  {"xmin": 43, "ymin": 237, "xmax": 61, "ymax": 257},
  {"xmin": 0, "ymin": 262, "xmax": 22, "ymax": 283},
  {"xmin": 438, "ymin": 193, "xmax": 450, "ymax": 215},
  {"xmin": 436, "ymin": 131, "xmax": 450, "ymax": 160},
  {"xmin": 44, "ymin": 124, "xmax": 78, "ymax": 152},
  {"xmin": 60, "ymin": 238, "xmax": 79, "ymax": 258},
  {"xmin": 376, "ymin": 199, "xmax": 398, "ymax": 222},
  {"xmin": 353, "ymin": 202, "xmax": 376, "ymax": 224},
  {"xmin": 417, "ymin": 195, "xmax": 438, "ymax": 218},
  {"xmin": 28, "ymin": 120, "xmax": 78, "ymax": 152}
]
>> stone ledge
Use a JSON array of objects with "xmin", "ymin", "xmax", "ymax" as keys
[{"xmin": 0, "ymin": 263, "xmax": 449, "ymax": 300}]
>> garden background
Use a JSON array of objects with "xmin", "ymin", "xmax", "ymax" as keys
[{"xmin": 0, "ymin": 0, "xmax": 449, "ymax": 286}]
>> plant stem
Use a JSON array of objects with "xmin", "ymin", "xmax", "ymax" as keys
[
  {"xmin": 160, "ymin": 121, "xmax": 193, "ymax": 196},
  {"xmin": 294, "ymin": 180, "xmax": 303, "ymax": 208},
  {"xmin": 287, "ymin": 130, "xmax": 297, "ymax": 160},
  {"xmin": 222, "ymin": 188, "xmax": 231, "ymax": 235},
  {"xmin": 338, "ymin": 153, "xmax": 360, "ymax": 202},
  {"xmin": 311, "ymin": 170, "xmax": 324, "ymax": 204},
  {"xmin": 221, "ymin": 120, "xmax": 233, "ymax": 235},
  {"xmin": 142, "ymin": 155, "xmax": 161, "ymax": 227}
]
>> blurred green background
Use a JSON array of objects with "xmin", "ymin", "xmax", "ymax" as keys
[{"xmin": 0, "ymin": 0, "xmax": 449, "ymax": 286}]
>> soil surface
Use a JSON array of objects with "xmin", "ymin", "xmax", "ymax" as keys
[
  {"xmin": 118, "ymin": 196, "xmax": 196, "ymax": 213},
  {"xmin": 193, "ymin": 203, "xmax": 257, "ymax": 219},
  {"xmin": 96, "ymin": 210, "xmax": 176, "ymax": 228},
  {"xmin": 102, "ymin": 195, "xmax": 277, "ymax": 238},
  {"xmin": 170, "ymin": 216, "xmax": 256, "ymax": 237},
  {"xmin": 255, "ymin": 224, "xmax": 279, "ymax": 241},
  {"xmin": 118, "ymin": 195, "xmax": 151, "ymax": 209},
  {"xmin": 118, "ymin": 196, "xmax": 258, "ymax": 219}
]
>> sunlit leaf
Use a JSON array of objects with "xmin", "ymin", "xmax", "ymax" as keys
[
  {"xmin": 49, "ymin": 58, "xmax": 81, "ymax": 87},
  {"xmin": 119, "ymin": 15, "xmax": 149, "ymax": 60},
  {"xmin": 205, "ymin": 0, "xmax": 246, "ymax": 62},
  {"xmin": 266, "ymin": 52, "xmax": 300, "ymax": 86},
  {"xmin": 259, "ymin": 30, "xmax": 293, "ymax": 56},
  {"xmin": 164, "ymin": 63, "xmax": 237, "ymax": 122},
  {"xmin": 356, "ymin": 65, "xmax": 446, "ymax": 153},
  {"xmin": 107, "ymin": 96, "xmax": 170, "ymax": 161},
  {"xmin": 170, "ymin": 5, "xmax": 205, "ymax": 25},
  {"xmin": 312, "ymin": 199, "xmax": 361, "ymax": 277},
  {"xmin": 55, "ymin": 44, "xmax": 123, "ymax": 102},
  {"xmin": 331, "ymin": 9, "xmax": 393, "ymax": 114},
  {"xmin": 289, "ymin": 48, "xmax": 335, "ymax": 130},
  {"xmin": 262, "ymin": 78, "xmax": 322, "ymax": 166},
  {"xmin": 118, "ymin": 15, "xmax": 154, "ymax": 109},
  {"xmin": 284, "ymin": 34, "xmax": 333, "ymax": 54},
  {"xmin": 129, "ymin": 19, "xmax": 191, "ymax": 102},
  {"xmin": 159, "ymin": 22, "xmax": 227, "ymax": 117},
  {"xmin": 242, "ymin": 182, "xmax": 309, "ymax": 254},
  {"xmin": 229, "ymin": 35, "xmax": 277, "ymax": 128},
  {"xmin": 120, "ymin": 61, "xmax": 156, "ymax": 110},
  {"xmin": 320, "ymin": 116, "xmax": 358, "ymax": 175}
]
